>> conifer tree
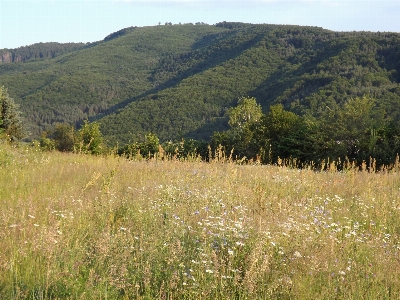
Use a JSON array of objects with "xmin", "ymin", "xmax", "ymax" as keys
[{"xmin": 0, "ymin": 86, "xmax": 25, "ymax": 141}]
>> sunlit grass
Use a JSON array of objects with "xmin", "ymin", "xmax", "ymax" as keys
[{"xmin": 1, "ymin": 142, "xmax": 400, "ymax": 299}]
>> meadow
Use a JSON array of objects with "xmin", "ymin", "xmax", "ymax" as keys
[{"xmin": 1, "ymin": 143, "xmax": 400, "ymax": 299}]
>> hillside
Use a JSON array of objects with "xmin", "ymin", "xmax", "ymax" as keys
[{"xmin": 1, "ymin": 22, "xmax": 400, "ymax": 145}]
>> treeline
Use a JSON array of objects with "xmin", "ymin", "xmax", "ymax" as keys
[
  {"xmin": 113, "ymin": 95, "xmax": 400, "ymax": 168},
  {"xmin": 4, "ymin": 83, "xmax": 400, "ymax": 169},
  {"xmin": 27, "ymin": 95, "xmax": 400, "ymax": 171},
  {"xmin": 36, "ymin": 124, "xmax": 209, "ymax": 161},
  {"xmin": 211, "ymin": 96, "xmax": 400, "ymax": 169},
  {"xmin": 37, "ymin": 121, "xmax": 104, "ymax": 155}
]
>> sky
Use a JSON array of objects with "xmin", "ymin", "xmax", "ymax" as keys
[{"xmin": 1, "ymin": 0, "xmax": 399, "ymax": 49}]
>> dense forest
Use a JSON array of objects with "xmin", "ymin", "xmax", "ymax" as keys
[
  {"xmin": 1, "ymin": 22, "xmax": 400, "ymax": 166},
  {"xmin": 0, "ymin": 42, "xmax": 85, "ymax": 63}
]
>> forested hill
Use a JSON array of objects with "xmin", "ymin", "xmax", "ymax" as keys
[
  {"xmin": 1, "ymin": 22, "xmax": 400, "ymax": 145},
  {"xmin": 0, "ymin": 42, "xmax": 85, "ymax": 63}
]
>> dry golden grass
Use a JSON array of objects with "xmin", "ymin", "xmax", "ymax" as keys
[{"xmin": 1, "ymin": 143, "xmax": 400, "ymax": 299}]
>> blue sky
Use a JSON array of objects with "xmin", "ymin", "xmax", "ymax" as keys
[{"xmin": 1, "ymin": 0, "xmax": 399, "ymax": 49}]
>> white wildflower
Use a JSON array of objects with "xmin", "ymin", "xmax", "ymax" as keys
[
  {"xmin": 293, "ymin": 251, "xmax": 302, "ymax": 258},
  {"xmin": 234, "ymin": 222, "xmax": 242, "ymax": 229}
]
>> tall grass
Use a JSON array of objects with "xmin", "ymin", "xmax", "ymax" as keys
[{"xmin": 1, "ymin": 142, "xmax": 400, "ymax": 299}]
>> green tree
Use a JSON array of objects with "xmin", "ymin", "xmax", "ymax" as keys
[
  {"xmin": 141, "ymin": 132, "xmax": 160, "ymax": 158},
  {"xmin": 162, "ymin": 138, "xmax": 208, "ymax": 160},
  {"xmin": 256, "ymin": 104, "xmax": 302, "ymax": 162},
  {"xmin": 38, "ymin": 131, "xmax": 55, "ymax": 151},
  {"xmin": 321, "ymin": 95, "xmax": 384, "ymax": 163},
  {"xmin": 75, "ymin": 120, "xmax": 105, "ymax": 155},
  {"xmin": 123, "ymin": 132, "xmax": 160, "ymax": 159},
  {"xmin": 376, "ymin": 120, "xmax": 400, "ymax": 166},
  {"xmin": 212, "ymin": 96, "xmax": 264, "ymax": 159},
  {"xmin": 52, "ymin": 123, "xmax": 75, "ymax": 152},
  {"xmin": 228, "ymin": 96, "xmax": 263, "ymax": 130},
  {"xmin": 0, "ymin": 86, "xmax": 24, "ymax": 142}
]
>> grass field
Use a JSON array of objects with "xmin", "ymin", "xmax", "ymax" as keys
[{"xmin": 1, "ymin": 143, "xmax": 400, "ymax": 299}]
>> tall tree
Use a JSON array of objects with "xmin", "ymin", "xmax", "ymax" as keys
[
  {"xmin": 228, "ymin": 96, "xmax": 263, "ymax": 130},
  {"xmin": 0, "ymin": 86, "xmax": 24, "ymax": 142},
  {"xmin": 212, "ymin": 97, "xmax": 264, "ymax": 159},
  {"xmin": 257, "ymin": 104, "xmax": 303, "ymax": 162}
]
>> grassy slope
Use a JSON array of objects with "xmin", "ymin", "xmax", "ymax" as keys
[{"xmin": 1, "ymin": 143, "xmax": 400, "ymax": 299}]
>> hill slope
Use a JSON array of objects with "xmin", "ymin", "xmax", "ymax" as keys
[{"xmin": 1, "ymin": 22, "xmax": 400, "ymax": 144}]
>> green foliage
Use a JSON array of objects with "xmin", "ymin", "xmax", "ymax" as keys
[
  {"xmin": 162, "ymin": 138, "xmax": 208, "ymax": 160},
  {"xmin": 263, "ymin": 104, "xmax": 300, "ymax": 139},
  {"xmin": 0, "ymin": 85, "xmax": 24, "ymax": 141},
  {"xmin": 123, "ymin": 132, "xmax": 160, "ymax": 159},
  {"xmin": 142, "ymin": 132, "xmax": 160, "ymax": 156},
  {"xmin": 2, "ymin": 23, "xmax": 400, "ymax": 145},
  {"xmin": 75, "ymin": 120, "xmax": 104, "ymax": 155},
  {"xmin": 50, "ymin": 121, "xmax": 105, "ymax": 154},
  {"xmin": 38, "ymin": 132, "xmax": 55, "ymax": 151},
  {"xmin": 0, "ymin": 42, "xmax": 84, "ymax": 63},
  {"xmin": 212, "ymin": 97, "xmax": 264, "ymax": 159},
  {"xmin": 215, "ymin": 95, "xmax": 400, "ymax": 168},
  {"xmin": 258, "ymin": 104, "xmax": 305, "ymax": 162},
  {"xmin": 52, "ymin": 123, "xmax": 75, "ymax": 152},
  {"xmin": 103, "ymin": 26, "xmax": 137, "ymax": 42},
  {"xmin": 319, "ymin": 95, "xmax": 384, "ymax": 162},
  {"xmin": 228, "ymin": 96, "xmax": 263, "ymax": 130},
  {"xmin": 123, "ymin": 133, "xmax": 208, "ymax": 160}
]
